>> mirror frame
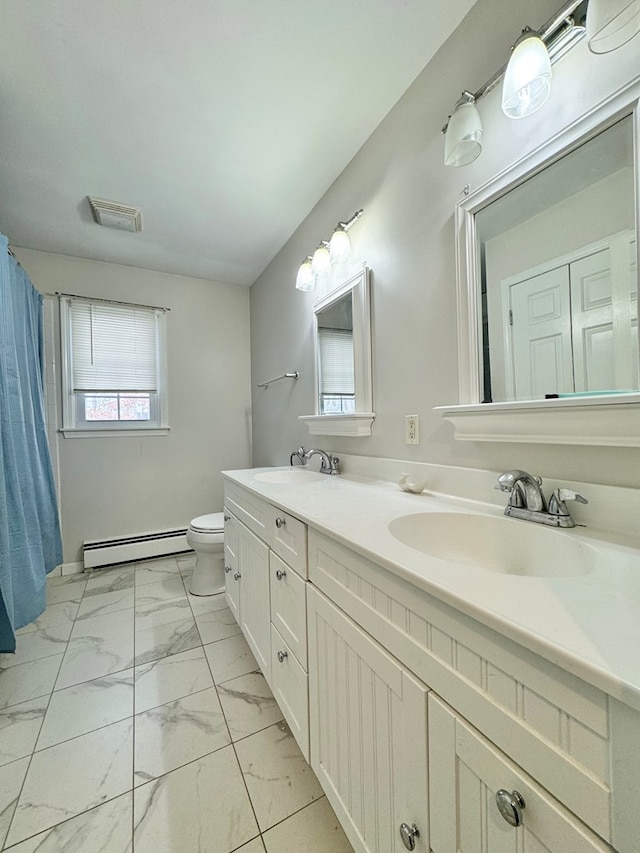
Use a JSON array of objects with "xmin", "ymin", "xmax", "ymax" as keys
[
  {"xmin": 299, "ymin": 264, "xmax": 374, "ymax": 437},
  {"xmin": 437, "ymin": 79, "xmax": 640, "ymax": 447}
]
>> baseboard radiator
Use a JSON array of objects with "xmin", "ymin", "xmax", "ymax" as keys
[{"xmin": 83, "ymin": 528, "xmax": 191, "ymax": 569}]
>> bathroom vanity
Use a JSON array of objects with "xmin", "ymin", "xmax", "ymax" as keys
[{"xmin": 223, "ymin": 461, "xmax": 640, "ymax": 853}]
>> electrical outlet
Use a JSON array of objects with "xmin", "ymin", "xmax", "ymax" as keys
[{"xmin": 405, "ymin": 414, "xmax": 420, "ymax": 444}]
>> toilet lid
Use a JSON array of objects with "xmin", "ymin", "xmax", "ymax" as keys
[{"xmin": 190, "ymin": 512, "xmax": 225, "ymax": 533}]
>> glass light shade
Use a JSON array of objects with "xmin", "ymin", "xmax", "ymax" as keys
[
  {"xmin": 444, "ymin": 101, "xmax": 483, "ymax": 167},
  {"xmin": 587, "ymin": 0, "xmax": 640, "ymax": 53},
  {"xmin": 329, "ymin": 227, "xmax": 351, "ymax": 264},
  {"xmin": 295, "ymin": 258, "xmax": 315, "ymax": 292},
  {"xmin": 311, "ymin": 244, "xmax": 331, "ymax": 278},
  {"xmin": 502, "ymin": 31, "xmax": 552, "ymax": 119}
]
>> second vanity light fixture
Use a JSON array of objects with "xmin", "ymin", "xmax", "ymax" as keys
[
  {"xmin": 443, "ymin": 0, "xmax": 640, "ymax": 168},
  {"xmin": 295, "ymin": 209, "xmax": 363, "ymax": 292}
]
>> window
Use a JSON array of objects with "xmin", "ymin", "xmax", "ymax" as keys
[{"xmin": 60, "ymin": 296, "xmax": 168, "ymax": 435}]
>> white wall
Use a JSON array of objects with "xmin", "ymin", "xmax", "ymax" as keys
[
  {"xmin": 14, "ymin": 248, "xmax": 252, "ymax": 564},
  {"xmin": 249, "ymin": 0, "xmax": 640, "ymax": 489}
]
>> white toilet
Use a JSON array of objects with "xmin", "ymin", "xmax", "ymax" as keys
[{"xmin": 186, "ymin": 512, "xmax": 225, "ymax": 596}]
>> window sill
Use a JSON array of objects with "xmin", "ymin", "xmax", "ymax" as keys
[
  {"xmin": 435, "ymin": 394, "xmax": 640, "ymax": 447},
  {"xmin": 60, "ymin": 427, "xmax": 170, "ymax": 438}
]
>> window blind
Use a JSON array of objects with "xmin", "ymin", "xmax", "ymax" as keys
[
  {"xmin": 318, "ymin": 327, "xmax": 354, "ymax": 394},
  {"xmin": 68, "ymin": 299, "xmax": 158, "ymax": 393}
]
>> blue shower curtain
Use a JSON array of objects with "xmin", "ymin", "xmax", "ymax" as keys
[{"xmin": 0, "ymin": 234, "xmax": 62, "ymax": 652}]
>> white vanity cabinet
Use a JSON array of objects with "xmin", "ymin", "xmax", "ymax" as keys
[
  {"xmin": 223, "ymin": 480, "xmax": 310, "ymax": 758},
  {"xmin": 308, "ymin": 527, "xmax": 638, "ymax": 853},
  {"xmin": 223, "ymin": 471, "xmax": 640, "ymax": 853}
]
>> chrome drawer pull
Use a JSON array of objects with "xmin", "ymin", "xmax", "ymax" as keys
[
  {"xmin": 233, "ymin": 572, "xmax": 241, "ymax": 580},
  {"xmin": 496, "ymin": 789, "xmax": 525, "ymax": 827},
  {"xmin": 224, "ymin": 565, "xmax": 232, "ymax": 574},
  {"xmin": 399, "ymin": 822, "xmax": 420, "ymax": 850},
  {"xmin": 275, "ymin": 517, "xmax": 286, "ymax": 528},
  {"xmin": 277, "ymin": 650, "xmax": 288, "ymax": 663},
  {"xmin": 275, "ymin": 568, "xmax": 286, "ymax": 581},
  {"xmin": 223, "ymin": 514, "xmax": 231, "ymax": 521}
]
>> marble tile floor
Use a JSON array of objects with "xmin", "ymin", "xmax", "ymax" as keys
[{"xmin": 0, "ymin": 555, "xmax": 353, "ymax": 853}]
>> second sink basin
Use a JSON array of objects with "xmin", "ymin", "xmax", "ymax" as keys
[
  {"xmin": 388, "ymin": 512, "xmax": 593, "ymax": 577},
  {"xmin": 253, "ymin": 469, "xmax": 326, "ymax": 484}
]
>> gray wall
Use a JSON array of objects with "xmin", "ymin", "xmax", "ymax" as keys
[
  {"xmin": 249, "ymin": 0, "xmax": 640, "ymax": 488},
  {"xmin": 15, "ymin": 249, "xmax": 252, "ymax": 564}
]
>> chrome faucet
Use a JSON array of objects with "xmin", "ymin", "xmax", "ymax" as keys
[
  {"xmin": 289, "ymin": 446, "xmax": 340, "ymax": 474},
  {"xmin": 305, "ymin": 448, "xmax": 341, "ymax": 475},
  {"xmin": 496, "ymin": 470, "xmax": 587, "ymax": 528}
]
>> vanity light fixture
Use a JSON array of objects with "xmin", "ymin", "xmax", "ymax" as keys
[
  {"xmin": 587, "ymin": 0, "xmax": 640, "ymax": 53},
  {"xmin": 502, "ymin": 27, "xmax": 552, "ymax": 119},
  {"xmin": 295, "ymin": 209, "xmax": 364, "ymax": 292},
  {"xmin": 442, "ymin": 1, "xmax": 587, "ymax": 166},
  {"xmin": 444, "ymin": 92, "xmax": 483, "ymax": 167}
]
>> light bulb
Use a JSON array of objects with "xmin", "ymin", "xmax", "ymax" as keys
[
  {"xmin": 311, "ymin": 243, "xmax": 331, "ymax": 278},
  {"xmin": 502, "ymin": 29, "xmax": 552, "ymax": 119},
  {"xmin": 329, "ymin": 226, "xmax": 351, "ymax": 264},
  {"xmin": 295, "ymin": 257, "xmax": 315, "ymax": 292}
]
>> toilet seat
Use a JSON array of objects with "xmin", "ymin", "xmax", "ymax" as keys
[{"xmin": 189, "ymin": 512, "xmax": 225, "ymax": 534}]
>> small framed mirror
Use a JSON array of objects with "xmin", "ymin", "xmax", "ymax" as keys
[
  {"xmin": 299, "ymin": 265, "xmax": 374, "ymax": 436},
  {"xmin": 438, "ymin": 84, "xmax": 640, "ymax": 447}
]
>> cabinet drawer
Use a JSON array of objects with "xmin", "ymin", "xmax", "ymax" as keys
[
  {"xmin": 269, "ymin": 507, "xmax": 308, "ymax": 578},
  {"xmin": 271, "ymin": 625, "xmax": 309, "ymax": 760},
  {"xmin": 309, "ymin": 528, "xmax": 613, "ymax": 843},
  {"xmin": 429, "ymin": 694, "xmax": 613, "ymax": 853},
  {"xmin": 270, "ymin": 552, "xmax": 307, "ymax": 667},
  {"xmin": 224, "ymin": 483, "xmax": 271, "ymax": 543}
]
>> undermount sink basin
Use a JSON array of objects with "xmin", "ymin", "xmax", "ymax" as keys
[
  {"xmin": 388, "ymin": 512, "xmax": 593, "ymax": 577},
  {"xmin": 253, "ymin": 469, "xmax": 326, "ymax": 484}
]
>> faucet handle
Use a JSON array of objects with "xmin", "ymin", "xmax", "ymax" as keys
[
  {"xmin": 495, "ymin": 470, "xmax": 542, "ymax": 492},
  {"xmin": 548, "ymin": 488, "xmax": 588, "ymax": 516}
]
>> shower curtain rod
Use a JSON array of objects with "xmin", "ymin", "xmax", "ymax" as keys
[{"xmin": 49, "ymin": 291, "xmax": 171, "ymax": 312}]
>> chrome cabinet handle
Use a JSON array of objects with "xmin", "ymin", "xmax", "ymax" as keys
[
  {"xmin": 275, "ymin": 517, "xmax": 286, "ymax": 528},
  {"xmin": 275, "ymin": 568, "xmax": 286, "ymax": 581},
  {"xmin": 399, "ymin": 822, "xmax": 420, "ymax": 850},
  {"xmin": 223, "ymin": 514, "xmax": 231, "ymax": 521},
  {"xmin": 233, "ymin": 572, "xmax": 241, "ymax": 580},
  {"xmin": 224, "ymin": 565, "xmax": 232, "ymax": 574},
  {"xmin": 496, "ymin": 789, "xmax": 525, "ymax": 827},
  {"xmin": 277, "ymin": 650, "xmax": 288, "ymax": 663}
]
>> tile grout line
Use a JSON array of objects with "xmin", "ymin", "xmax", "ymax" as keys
[{"xmin": 191, "ymin": 568, "xmax": 268, "ymax": 851}]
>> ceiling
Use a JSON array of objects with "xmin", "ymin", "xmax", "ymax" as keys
[{"xmin": 0, "ymin": 0, "xmax": 477, "ymax": 286}]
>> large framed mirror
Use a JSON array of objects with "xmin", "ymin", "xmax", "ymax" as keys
[
  {"xmin": 299, "ymin": 265, "xmax": 374, "ymax": 436},
  {"xmin": 438, "ymin": 82, "xmax": 640, "ymax": 447}
]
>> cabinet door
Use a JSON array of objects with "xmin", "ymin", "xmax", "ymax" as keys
[
  {"xmin": 238, "ymin": 522, "xmax": 271, "ymax": 684},
  {"xmin": 428, "ymin": 694, "xmax": 613, "ymax": 853},
  {"xmin": 308, "ymin": 586, "xmax": 429, "ymax": 853},
  {"xmin": 224, "ymin": 510, "xmax": 240, "ymax": 623},
  {"xmin": 271, "ymin": 625, "xmax": 309, "ymax": 761}
]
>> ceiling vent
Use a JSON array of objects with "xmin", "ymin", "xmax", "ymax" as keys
[{"xmin": 88, "ymin": 197, "xmax": 142, "ymax": 232}]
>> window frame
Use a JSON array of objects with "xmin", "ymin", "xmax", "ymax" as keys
[{"xmin": 60, "ymin": 296, "xmax": 169, "ymax": 437}]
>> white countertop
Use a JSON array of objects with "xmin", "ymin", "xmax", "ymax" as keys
[{"xmin": 223, "ymin": 465, "xmax": 640, "ymax": 712}]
